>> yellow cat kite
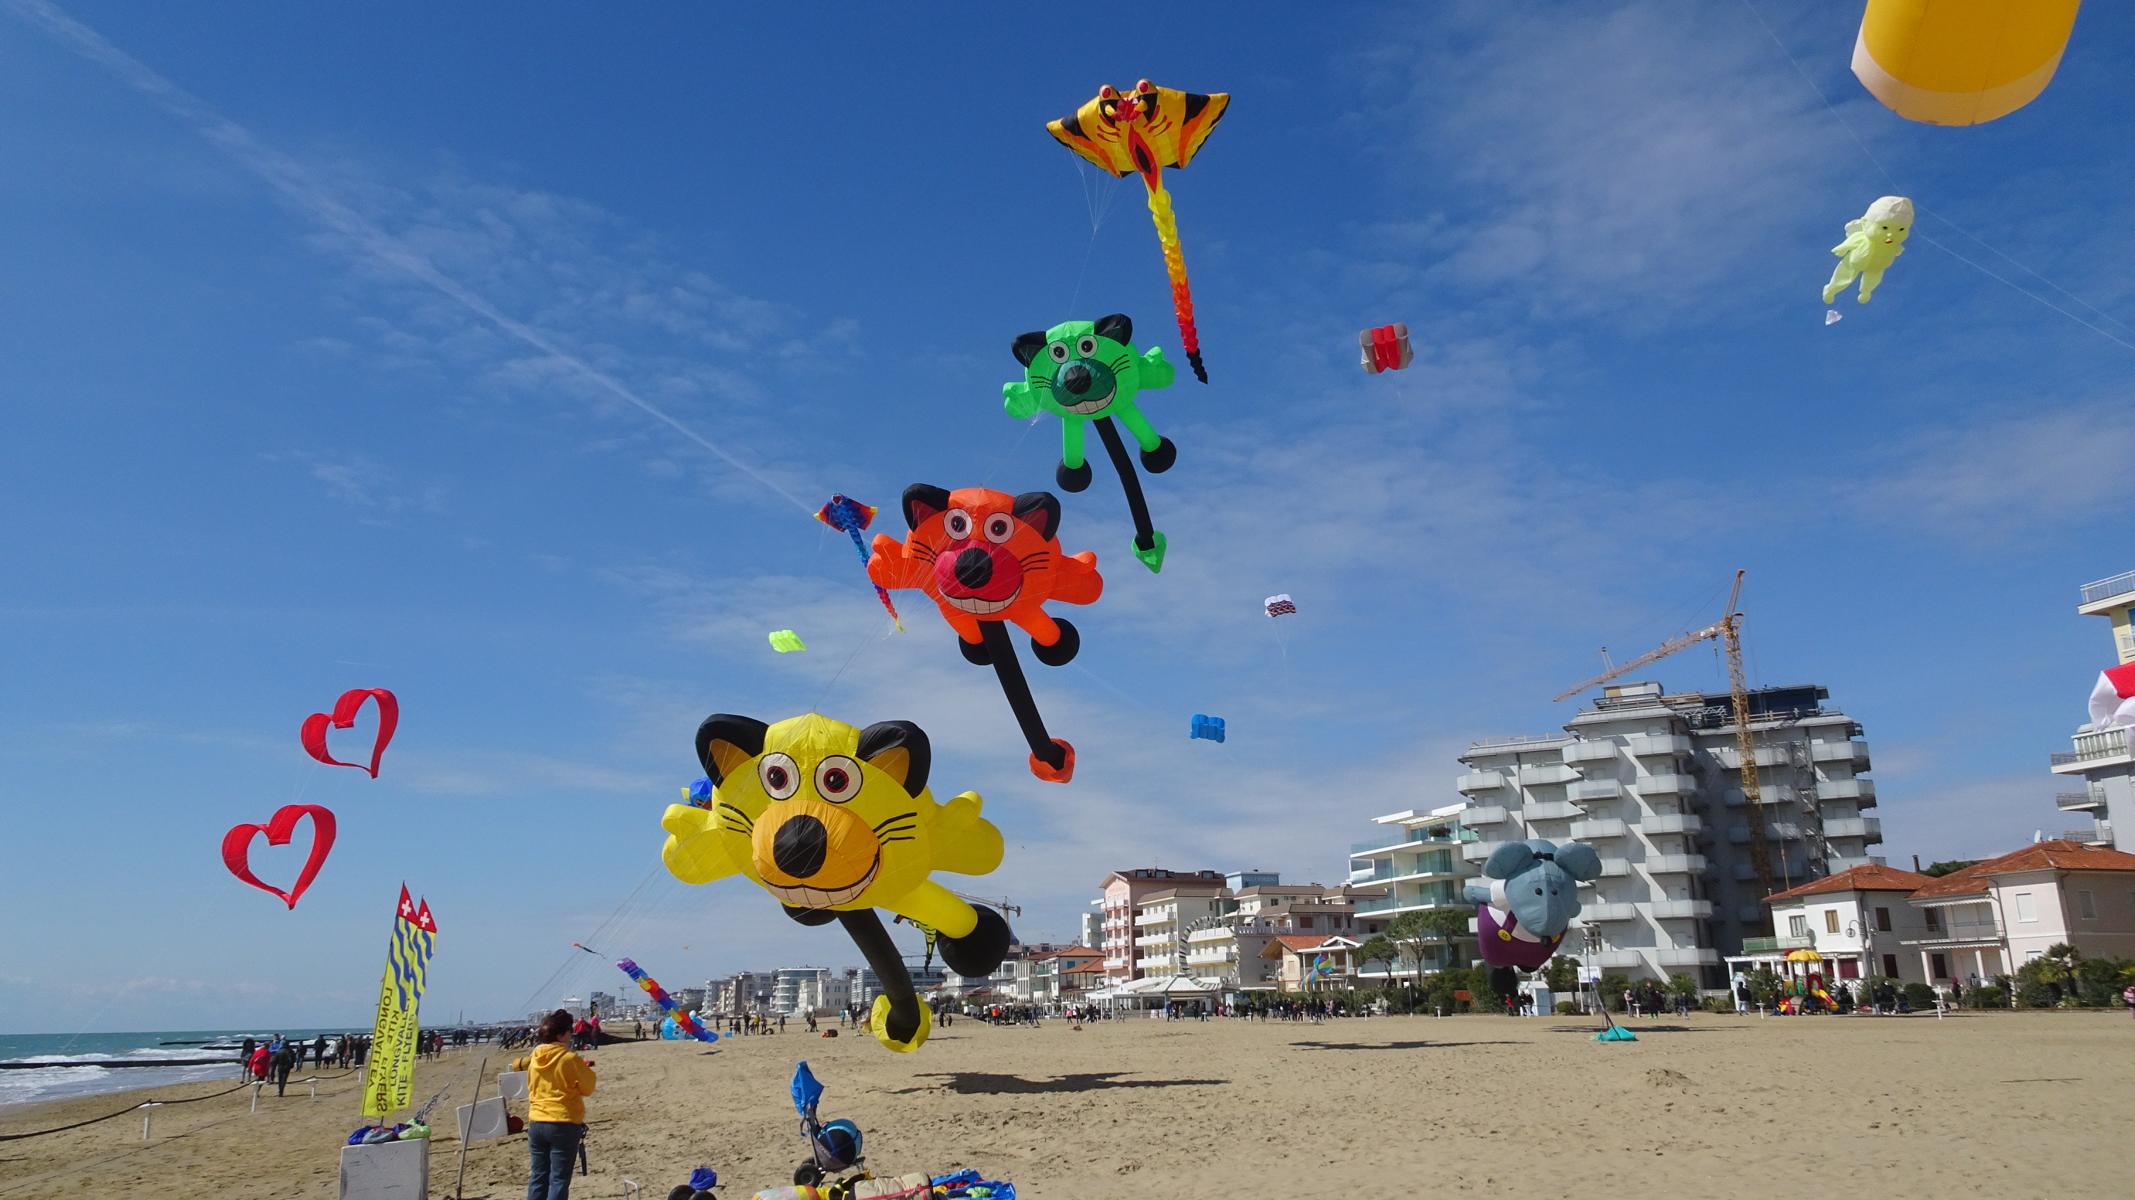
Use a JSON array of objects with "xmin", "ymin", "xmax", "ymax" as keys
[{"xmin": 660, "ymin": 713, "xmax": 1009, "ymax": 1053}]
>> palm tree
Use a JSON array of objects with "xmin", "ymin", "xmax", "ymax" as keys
[{"xmin": 2035, "ymin": 943, "xmax": 2082, "ymax": 1006}]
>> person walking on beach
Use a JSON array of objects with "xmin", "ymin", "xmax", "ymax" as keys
[
  {"xmin": 2121, "ymin": 983, "xmax": 2135, "ymax": 1019},
  {"xmin": 272, "ymin": 1039, "xmax": 298, "ymax": 1096},
  {"xmin": 514, "ymin": 1009, "xmax": 597, "ymax": 1200},
  {"xmin": 239, "ymin": 1037, "xmax": 256, "ymax": 1078}
]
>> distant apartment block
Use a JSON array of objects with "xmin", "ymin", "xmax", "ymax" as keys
[
  {"xmin": 1096, "ymin": 867, "xmax": 1228, "ymax": 985},
  {"xmin": 2050, "ymin": 569, "xmax": 2135, "ymax": 851},
  {"xmin": 1458, "ymin": 680, "xmax": 1880, "ymax": 985},
  {"xmin": 1346, "ymin": 803, "xmax": 1479, "ymax": 980}
]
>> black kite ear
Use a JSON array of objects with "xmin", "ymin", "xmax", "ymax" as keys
[
  {"xmin": 855, "ymin": 720, "xmax": 931, "ymax": 798},
  {"xmin": 696, "ymin": 714, "xmax": 767, "ymax": 786},
  {"xmin": 1012, "ymin": 331, "xmax": 1049, "ymax": 367},
  {"xmin": 1010, "ymin": 491, "xmax": 1062, "ymax": 542},
  {"xmin": 1094, "ymin": 313, "xmax": 1132, "ymax": 345},
  {"xmin": 901, "ymin": 483, "xmax": 951, "ymax": 531}
]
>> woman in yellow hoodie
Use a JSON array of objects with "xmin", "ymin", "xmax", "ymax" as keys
[{"xmin": 513, "ymin": 1009, "xmax": 597, "ymax": 1200}]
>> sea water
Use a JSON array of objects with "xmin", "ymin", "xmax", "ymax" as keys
[{"xmin": 0, "ymin": 1029, "xmax": 347, "ymax": 1107}]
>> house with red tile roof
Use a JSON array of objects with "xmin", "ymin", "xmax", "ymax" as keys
[
  {"xmin": 1902, "ymin": 840, "xmax": 2135, "ymax": 985},
  {"xmin": 1261, "ymin": 934, "xmax": 1362, "ymax": 992},
  {"xmin": 1726, "ymin": 863, "xmax": 1937, "ymax": 988}
]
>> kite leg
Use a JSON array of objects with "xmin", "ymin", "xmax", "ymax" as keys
[
  {"xmin": 1145, "ymin": 180, "xmax": 1207, "ymax": 383},
  {"xmin": 839, "ymin": 908, "xmax": 930, "ymax": 1052},
  {"xmin": 1094, "ymin": 417, "xmax": 1167, "ymax": 574},
  {"xmin": 1822, "ymin": 259, "xmax": 1859, "ymax": 305},
  {"xmin": 1114, "ymin": 404, "xmax": 1175, "ymax": 474},
  {"xmin": 1057, "ymin": 418, "xmax": 1092, "ymax": 493},
  {"xmin": 978, "ymin": 621, "xmax": 1074, "ymax": 783}
]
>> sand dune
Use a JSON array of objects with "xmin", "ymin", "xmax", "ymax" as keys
[{"xmin": 3, "ymin": 1011, "xmax": 2129, "ymax": 1197}]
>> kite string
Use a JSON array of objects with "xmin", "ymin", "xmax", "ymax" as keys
[{"xmin": 1734, "ymin": 0, "xmax": 2135, "ymax": 354}]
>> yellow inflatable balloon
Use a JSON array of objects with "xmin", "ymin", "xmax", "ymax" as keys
[
  {"xmin": 1852, "ymin": 0, "xmax": 2083, "ymax": 126},
  {"xmin": 659, "ymin": 713, "xmax": 1008, "ymax": 1053}
]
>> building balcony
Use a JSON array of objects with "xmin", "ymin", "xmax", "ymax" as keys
[
  {"xmin": 1656, "ymin": 948, "xmax": 1721, "ymax": 967},
  {"xmin": 1817, "ymin": 779, "xmax": 1876, "ymax": 803},
  {"xmin": 1527, "ymin": 800, "xmax": 1581, "ymax": 821},
  {"xmin": 2057, "ymin": 788, "xmax": 2108, "ymax": 812},
  {"xmin": 1729, "ymin": 820, "xmax": 1805, "ymax": 842},
  {"xmin": 1811, "ymin": 740, "xmax": 1872, "ymax": 770},
  {"xmin": 1650, "ymin": 899, "xmax": 1714, "ymax": 920},
  {"xmin": 1628, "ymin": 733, "xmax": 1694, "ymax": 758},
  {"xmin": 1709, "ymin": 745, "xmax": 1792, "ymax": 769},
  {"xmin": 1349, "ymin": 826, "xmax": 1477, "ymax": 857},
  {"xmin": 1563, "ymin": 740, "xmax": 1618, "ymax": 765},
  {"xmin": 1907, "ymin": 920, "xmax": 2002, "ymax": 946},
  {"xmin": 1591, "ymin": 949, "xmax": 1645, "ymax": 969},
  {"xmin": 1576, "ymin": 858, "xmax": 1633, "ymax": 886},
  {"xmin": 1132, "ymin": 934, "xmax": 1172, "ymax": 948},
  {"xmin": 1740, "ymin": 935, "xmax": 1814, "ymax": 954},
  {"xmin": 1635, "ymin": 772, "xmax": 1694, "ymax": 797},
  {"xmin": 1583, "ymin": 903, "xmax": 1638, "ymax": 921},
  {"xmin": 2079, "ymin": 569, "xmax": 2135, "ymax": 613},
  {"xmin": 1350, "ymin": 858, "xmax": 1461, "ymax": 885},
  {"xmin": 1570, "ymin": 818, "xmax": 1627, "ymax": 840},
  {"xmin": 1569, "ymin": 779, "xmax": 1625, "ymax": 803},
  {"xmin": 1457, "ymin": 770, "xmax": 1509, "ymax": 794},
  {"xmin": 1465, "ymin": 804, "xmax": 1510, "ymax": 826},
  {"xmin": 1642, "ymin": 813, "xmax": 1702, "ymax": 836},
  {"xmin": 1648, "ymin": 854, "xmax": 1706, "ymax": 875},
  {"xmin": 1823, "ymin": 816, "xmax": 1883, "ymax": 843},
  {"xmin": 1462, "ymin": 840, "xmax": 1495, "ymax": 863},
  {"xmin": 1722, "ymin": 785, "xmax": 1799, "ymax": 807},
  {"xmin": 2051, "ymin": 726, "xmax": 2133, "ymax": 774},
  {"xmin": 2064, "ymin": 822, "xmax": 2114, "ymax": 846},
  {"xmin": 1519, "ymin": 763, "xmax": 1581, "ymax": 787}
]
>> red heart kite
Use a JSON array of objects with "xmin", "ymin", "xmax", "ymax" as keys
[
  {"xmin": 222, "ymin": 804, "xmax": 337, "ymax": 909},
  {"xmin": 301, "ymin": 687, "xmax": 398, "ymax": 778}
]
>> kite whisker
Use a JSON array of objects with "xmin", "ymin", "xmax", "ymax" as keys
[
  {"xmin": 717, "ymin": 802, "xmax": 755, "ymax": 830},
  {"xmin": 872, "ymin": 810, "xmax": 919, "ymax": 833}
]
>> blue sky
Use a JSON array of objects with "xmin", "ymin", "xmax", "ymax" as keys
[{"xmin": 4, "ymin": 1, "xmax": 2131, "ymax": 1033}]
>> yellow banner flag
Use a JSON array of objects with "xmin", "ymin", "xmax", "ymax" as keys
[{"xmin": 361, "ymin": 885, "xmax": 438, "ymax": 1118}]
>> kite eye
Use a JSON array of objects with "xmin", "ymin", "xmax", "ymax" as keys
[
  {"xmin": 943, "ymin": 509, "xmax": 973, "ymax": 540},
  {"xmin": 982, "ymin": 513, "xmax": 1015, "ymax": 544},
  {"xmin": 814, "ymin": 755, "xmax": 861, "ymax": 804},
  {"xmin": 1076, "ymin": 336, "xmax": 1098, "ymax": 357},
  {"xmin": 1135, "ymin": 78, "xmax": 1154, "ymax": 94},
  {"xmin": 1533, "ymin": 886, "xmax": 1544, "ymax": 896},
  {"xmin": 1047, "ymin": 341, "xmax": 1071, "ymax": 364},
  {"xmin": 758, "ymin": 752, "xmax": 800, "ymax": 801},
  {"xmin": 1099, "ymin": 85, "xmax": 1119, "ymax": 99}
]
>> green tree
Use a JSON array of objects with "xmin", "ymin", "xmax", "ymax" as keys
[
  {"xmin": 2029, "ymin": 943, "xmax": 2083, "ymax": 1006},
  {"xmin": 1746, "ymin": 965, "xmax": 1781, "ymax": 1009},
  {"xmin": 1666, "ymin": 973, "xmax": 1699, "ymax": 1011},
  {"xmin": 1598, "ymin": 972, "xmax": 1630, "ymax": 1012},
  {"xmin": 1544, "ymin": 954, "xmax": 1580, "ymax": 997},
  {"xmin": 1356, "ymin": 935, "xmax": 1399, "ymax": 982},
  {"xmin": 1920, "ymin": 860, "xmax": 1976, "ymax": 878},
  {"xmin": 1386, "ymin": 908, "xmax": 1471, "ymax": 989}
]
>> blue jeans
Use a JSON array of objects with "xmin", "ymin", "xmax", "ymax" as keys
[{"xmin": 526, "ymin": 1122, "xmax": 584, "ymax": 1200}]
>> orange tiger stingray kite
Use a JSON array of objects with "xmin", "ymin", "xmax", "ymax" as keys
[
  {"xmin": 1048, "ymin": 80, "xmax": 1228, "ymax": 383},
  {"xmin": 867, "ymin": 485, "xmax": 1101, "ymax": 783}
]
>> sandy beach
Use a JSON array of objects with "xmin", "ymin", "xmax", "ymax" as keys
[{"xmin": 3, "ymin": 1010, "xmax": 2130, "ymax": 1197}]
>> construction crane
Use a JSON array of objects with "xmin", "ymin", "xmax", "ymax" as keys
[{"xmin": 1553, "ymin": 569, "xmax": 1775, "ymax": 909}]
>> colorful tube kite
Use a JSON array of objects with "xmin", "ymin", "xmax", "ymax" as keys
[
  {"xmin": 1852, "ymin": 0, "xmax": 2082, "ymax": 127},
  {"xmin": 868, "ymin": 485, "xmax": 1101, "ymax": 782},
  {"xmin": 1048, "ymin": 80, "xmax": 1228, "ymax": 383},
  {"xmin": 658, "ymin": 713, "xmax": 1010, "ymax": 1053},
  {"xmin": 1004, "ymin": 313, "xmax": 1177, "ymax": 572},
  {"xmin": 1360, "ymin": 324, "xmax": 1413, "ymax": 374},
  {"xmin": 816, "ymin": 495, "xmax": 904, "ymax": 631},
  {"xmin": 615, "ymin": 956, "xmax": 719, "ymax": 1043}
]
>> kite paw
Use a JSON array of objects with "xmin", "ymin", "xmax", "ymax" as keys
[
  {"xmin": 1056, "ymin": 460, "xmax": 1092, "ymax": 493},
  {"xmin": 937, "ymin": 905, "xmax": 1013, "ymax": 979},
  {"xmin": 869, "ymin": 993, "xmax": 931, "ymax": 1053},
  {"xmin": 782, "ymin": 903, "xmax": 840, "ymax": 927},
  {"xmin": 1031, "ymin": 619, "xmax": 1079, "ymax": 667},
  {"xmin": 1821, "ymin": 283, "xmax": 1843, "ymax": 304},
  {"xmin": 958, "ymin": 636, "xmax": 991, "ymax": 666},
  {"xmin": 1134, "ymin": 530, "xmax": 1167, "ymax": 574},
  {"xmin": 1141, "ymin": 437, "xmax": 1177, "ymax": 474},
  {"xmin": 1029, "ymin": 739, "xmax": 1076, "ymax": 784}
]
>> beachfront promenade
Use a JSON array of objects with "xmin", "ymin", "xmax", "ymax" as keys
[{"xmin": 2, "ymin": 1011, "xmax": 2127, "ymax": 1197}]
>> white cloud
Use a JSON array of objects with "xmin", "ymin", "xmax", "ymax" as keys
[{"xmin": 1853, "ymin": 401, "xmax": 2135, "ymax": 539}]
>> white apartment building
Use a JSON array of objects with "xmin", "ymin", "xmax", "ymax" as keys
[
  {"xmin": 2048, "ymin": 569, "xmax": 2135, "ymax": 851},
  {"xmin": 1903, "ymin": 839, "xmax": 2135, "ymax": 985},
  {"xmin": 1459, "ymin": 680, "xmax": 1880, "ymax": 986},
  {"xmin": 1133, "ymin": 885, "xmax": 1232, "ymax": 978},
  {"xmin": 1347, "ymin": 803, "xmax": 1478, "ymax": 980},
  {"xmin": 1183, "ymin": 881, "xmax": 1376, "ymax": 991},
  {"xmin": 771, "ymin": 967, "xmax": 850, "ymax": 1015},
  {"xmin": 713, "ymin": 970, "xmax": 771, "ymax": 1014},
  {"xmin": 1729, "ymin": 863, "xmax": 1937, "ymax": 986}
]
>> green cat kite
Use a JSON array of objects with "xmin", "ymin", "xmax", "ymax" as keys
[{"xmin": 1004, "ymin": 313, "xmax": 1176, "ymax": 572}]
